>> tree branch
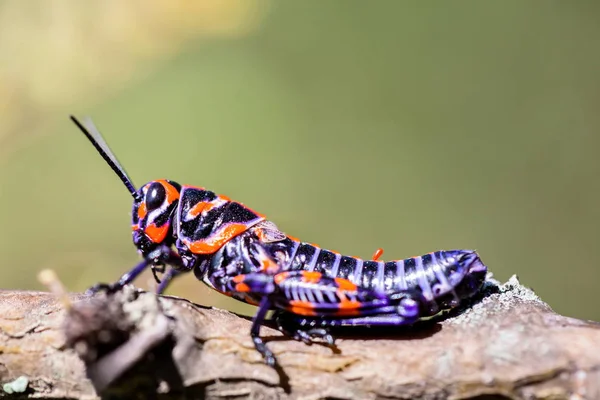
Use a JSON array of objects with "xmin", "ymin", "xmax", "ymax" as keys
[{"xmin": 0, "ymin": 276, "xmax": 598, "ymax": 399}]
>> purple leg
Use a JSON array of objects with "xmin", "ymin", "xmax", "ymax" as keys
[
  {"xmin": 152, "ymin": 246, "xmax": 190, "ymax": 293},
  {"xmin": 276, "ymin": 312, "xmax": 420, "ymax": 329},
  {"xmin": 275, "ymin": 316, "xmax": 335, "ymax": 346},
  {"xmin": 224, "ymin": 272, "xmax": 427, "ymax": 366},
  {"xmin": 156, "ymin": 268, "xmax": 185, "ymax": 294},
  {"xmin": 272, "ymin": 291, "xmax": 423, "ymax": 338},
  {"xmin": 86, "ymin": 259, "xmax": 150, "ymax": 294},
  {"xmin": 87, "ymin": 246, "xmax": 190, "ymax": 295},
  {"xmin": 251, "ymin": 297, "xmax": 276, "ymax": 366},
  {"xmin": 319, "ymin": 314, "xmax": 418, "ymax": 327},
  {"xmin": 117, "ymin": 259, "xmax": 151, "ymax": 286}
]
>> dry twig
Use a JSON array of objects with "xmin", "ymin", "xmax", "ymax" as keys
[{"xmin": 0, "ymin": 276, "xmax": 598, "ymax": 399}]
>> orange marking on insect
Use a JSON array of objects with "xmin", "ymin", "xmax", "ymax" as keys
[
  {"xmin": 145, "ymin": 223, "xmax": 169, "ymax": 243},
  {"xmin": 218, "ymin": 194, "xmax": 231, "ymax": 202},
  {"xmin": 242, "ymin": 295, "xmax": 261, "ymax": 306},
  {"xmin": 156, "ymin": 179, "xmax": 180, "ymax": 203},
  {"xmin": 288, "ymin": 300, "xmax": 316, "ymax": 316},
  {"xmin": 329, "ymin": 249, "xmax": 341, "ymax": 255},
  {"xmin": 233, "ymin": 275, "xmax": 246, "ymax": 283},
  {"xmin": 187, "ymin": 201, "xmax": 206, "ymax": 218},
  {"xmin": 255, "ymin": 228, "xmax": 267, "ymax": 242},
  {"xmin": 187, "ymin": 201, "xmax": 217, "ymax": 218},
  {"xmin": 186, "ymin": 223, "xmax": 250, "ymax": 254},
  {"xmin": 309, "ymin": 242, "xmax": 321, "ymax": 248},
  {"xmin": 274, "ymin": 272, "xmax": 289, "ymax": 285},
  {"xmin": 131, "ymin": 224, "xmax": 139, "ymax": 231},
  {"xmin": 235, "ymin": 283, "xmax": 251, "ymax": 292},
  {"xmin": 287, "ymin": 235, "xmax": 301, "ymax": 242},
  {"xmin": 214, "ymin": 288, "xmax": 233, "ymax": 297},
  {"xmin": 301, "ymin": 271, "xmax": 322, "ymax": 283},
  {"xmin": 335, "ymin": 297, "xmax": 362, "ymax": 316},
  {"xmin": 260, "ymin": 258, "xmax": 279, "ymax": 273},
  {"xmin": 334, "ymin": 277, "xmax": 357, "ymax": 291},
  {"xmin": 137, "ymin": 202, "xmax": 147, "ymax": 219},
  {"xmin": 372, "ymin": 248, "xmax": 384, "ymax": 261}
]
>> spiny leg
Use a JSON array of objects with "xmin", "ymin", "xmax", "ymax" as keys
[
  {"xmin": 275, "ymin": 312, "xmax": 422, "ymax": 328},
  {"xmin": 274, "ymin": 311, "xmax": 335, "ymax": 346}
]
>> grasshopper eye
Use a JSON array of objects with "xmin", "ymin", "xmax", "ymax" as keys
[{"xmin": 146, "ymin": 182, "xmax": 166, "ymax": 211}]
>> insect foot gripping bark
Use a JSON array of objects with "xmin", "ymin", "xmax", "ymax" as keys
[{"xmin": 70, "ymin": 115, "xmax": 489, "ymax": 367}]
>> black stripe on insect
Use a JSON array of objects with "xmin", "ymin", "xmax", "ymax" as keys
[{"xmin": 70, "ymin": 116, "xmax": 488, "ymax": 367}]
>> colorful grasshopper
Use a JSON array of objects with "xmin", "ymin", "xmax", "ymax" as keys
[{"xmin": 71, "ymin": 116, "xmax": 488, "ymax": 366}]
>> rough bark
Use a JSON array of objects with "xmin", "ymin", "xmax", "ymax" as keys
[{"xmin": 0, "ymin": 276, "xmax": 598, "ymax": 399}]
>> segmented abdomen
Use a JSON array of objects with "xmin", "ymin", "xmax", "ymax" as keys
[{"xmin": 283, "ymin": 240, "xmax": 487, "ymax": 314}]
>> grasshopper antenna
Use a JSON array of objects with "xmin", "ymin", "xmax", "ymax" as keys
[{"xmin": 70, "ymin": 115, "xmax": 140, "ymax": 200}]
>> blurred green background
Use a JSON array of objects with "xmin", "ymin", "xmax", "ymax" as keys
[{"xmin": 1, "ymin": 1, "xmax": 599, "ymax": 320}]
